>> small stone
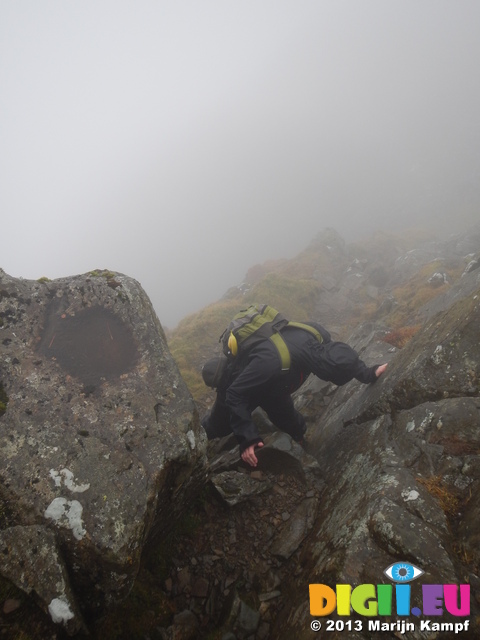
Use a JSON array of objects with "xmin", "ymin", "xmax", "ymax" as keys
[
  {"xmin": 257, "ymin": 621, "xmax": 271, "ymax": 639},
  {"xmin": 172, "ymin": 609, "xmax": 199, "ymax": 638},
  {"xmin": 191, "ymin": 577, "xmax": 209, "ymax": 598},
  {"xmin": 3, "ymin": 599, "xmax": 21, "ymax": 614},
  {"xmin": 237, "ymin": 599, "xmax": 261, "ymax": 635},
  {"xmin": 225, "ymin": 576, "xmax": 236, "ymax": 589},
  {"xmin": 176, "ymin": 567, "xmax": 191, "ymax": 592},
  {"xmin": 259, "ymin": 590, "xmax": 281, "ymax": 602}
]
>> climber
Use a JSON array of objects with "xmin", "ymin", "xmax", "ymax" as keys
[{"xmin": 201, "ymin": 319, "xmax": 387, "ymax": 468}]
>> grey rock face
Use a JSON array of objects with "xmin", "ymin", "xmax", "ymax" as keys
[
  {"xmin": 159, "ymin": 227, "xmax": 480, "ymax": 639},
  {"xmin": 211, "ymin": 471, "xmax": 273, "ymax": 506},
  {"xmin": 0, "ymin": 269, "xmax": 207, "ymax": 630},
  {"xmin": 0, "ymin": 525, "xmax": 86, "ymax": 635},
  {"xmin": 271, "ymin": 281, "xmax": 480, "ymax": 638},
  {"xmin": 269, "ymin": 496, "xmax": 318, "ymax": 560}
]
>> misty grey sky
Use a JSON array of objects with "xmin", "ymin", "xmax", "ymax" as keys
[{"xmin": 2, "ymin": 1, "xmax": 480, "ymax": 327}]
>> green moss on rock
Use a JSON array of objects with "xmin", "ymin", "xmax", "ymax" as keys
[{"xmin": 0, "ymin": 382, "xmax": 8, "ymax": 416}]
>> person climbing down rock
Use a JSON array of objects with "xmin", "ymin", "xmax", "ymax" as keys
[{"xmin": 201, "ymin": 304, "xmax": 387, "ymax": 468}]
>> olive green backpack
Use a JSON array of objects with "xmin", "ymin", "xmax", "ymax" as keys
[{"xmin": 219, "ymin": 303, "xmax": 322, "ymax": 371}]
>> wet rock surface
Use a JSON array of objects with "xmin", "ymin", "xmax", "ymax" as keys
[
  {"xmin": 154, "ymin": 433, "xmax": 324, "ymax": 640},
  {"xmin": 0, "ymin": 269, "xmax": 207, "ymax": 634},
  {"xmin": 37, "ymin": 304, "xmax": 140, "ymax": 386},
  {"xmin": 2, "ymin": 226, "xmax": 480, "ymax": 639},
  {"xmin": 272, "ymin": 283, "xmax": 480, "ymax": 639},
  {"xmin": 155, "ymin": 279, "xmax": 480, "ymax": 640},
  {"xmin": 0, "ymin": 524, "xmax": 86, "ymax": 635}
]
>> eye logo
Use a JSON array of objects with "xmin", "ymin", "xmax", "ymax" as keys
[{"xmin": 384, "ymin": 562, "xmax": 424, "ymax": 583}]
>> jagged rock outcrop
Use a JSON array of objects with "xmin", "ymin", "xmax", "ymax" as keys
[
  {"xmin": 154, "ymin": 227, "xmax": 480, "ymax": 640},
  {"xmin": 0, "ymin": 269, "xmax": 207, "ymax": 633},
  {"xmin": 150, "ymin": 272, "xmax": 480, "ymax": 639},
  {"xmin": 271, "ymin": 276, "xmax": 480, "ymax": 639},
  {"xmin": 417, "ymin": 261, "xmax": 480, "ymax": 323},
  {"xmin": 310, "ymin": 224, "xmax": 480, "ymax": 337}
]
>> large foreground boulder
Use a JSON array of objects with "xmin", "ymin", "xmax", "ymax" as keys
[{"xmin": 0, "ymin": 269, "xmax": 207, "ymax": 633}]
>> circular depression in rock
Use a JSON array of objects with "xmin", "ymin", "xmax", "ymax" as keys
[{"xmin": 38, "ymin": 306, "xmax": 139, "ymax": 386}]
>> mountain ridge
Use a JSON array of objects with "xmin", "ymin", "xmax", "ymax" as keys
[{"xmin": 168, "ymin": 224, "xmax": 480, "ymax": 407}]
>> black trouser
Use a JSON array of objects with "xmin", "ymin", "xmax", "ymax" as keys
[{"xmin": 201, "ymin": 387, "xmax": 306, "ymax": 443}]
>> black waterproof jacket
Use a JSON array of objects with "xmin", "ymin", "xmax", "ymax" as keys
[{"xmin": 223, "ymin": 322, "xmax": 379, "ymax": 452}]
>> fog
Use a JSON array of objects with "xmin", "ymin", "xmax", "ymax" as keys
[{"xmin": 2, "ymin": 1, "xmax": 479, "ymax": 327}]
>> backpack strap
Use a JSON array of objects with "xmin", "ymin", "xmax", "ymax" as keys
[
  {"xmin": 269, "ymin": 322, "xmax": 323, "ymax": 372},
  {"xmin": 285, "ymin": 322, "xmax": 323, "ymax": 344},
  {"xmin": 269, "ymin": 332, "xmax": 291, "ymax": 371}
]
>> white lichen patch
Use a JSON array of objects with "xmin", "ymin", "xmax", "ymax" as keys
[
  {"xmin": 406, "ymin": 420, "xmax": 416, "ymax": 432},
  {"xmin": 45, "ymin": 497, "xmax": 87, "ymax": 540},
  {"xmin": 431, "ymin": 345, "xmax": 444, "ymax": 365},
  {"xmin": 186, "ymin": 430, "xmax": 196, "ymax": 450},
  {"xmin": 49, "ymin": 469, "xmax": 62, "ymax": 487},
  {"xmin": 72, "ymin": 402, "xmax": 99, "ymax": 424},
  {"xmin": 379, "ymin": 474, "xmax": 400, "ymax": 489},
  {"xmin": 114, "ymin": 519, "xmax": 125, "ymax": 538},
  {"xmin": 402, "ymin": 489, "xmax": 420, "ymax": 502},
  {"xmin": 48, "ymin": 597, "xmax": 75, "ymax": 624},
  {"xmin": 61, "ymin": 469, "xmax": 90, "ymax": 493},
  {"xmin": 369, "ymin": 417, "xmax": 384, "ymax": 434},
  {"xmin": 49, "ymin": 468, "xmax": 90, "ymax": 493},
  {"xmin": 2, "ymin": 434, "xmax": 25, "ymax": 459},
  {"xmin": 419, "ymin": 411, "xmax": 435, "ymax": 433}
]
